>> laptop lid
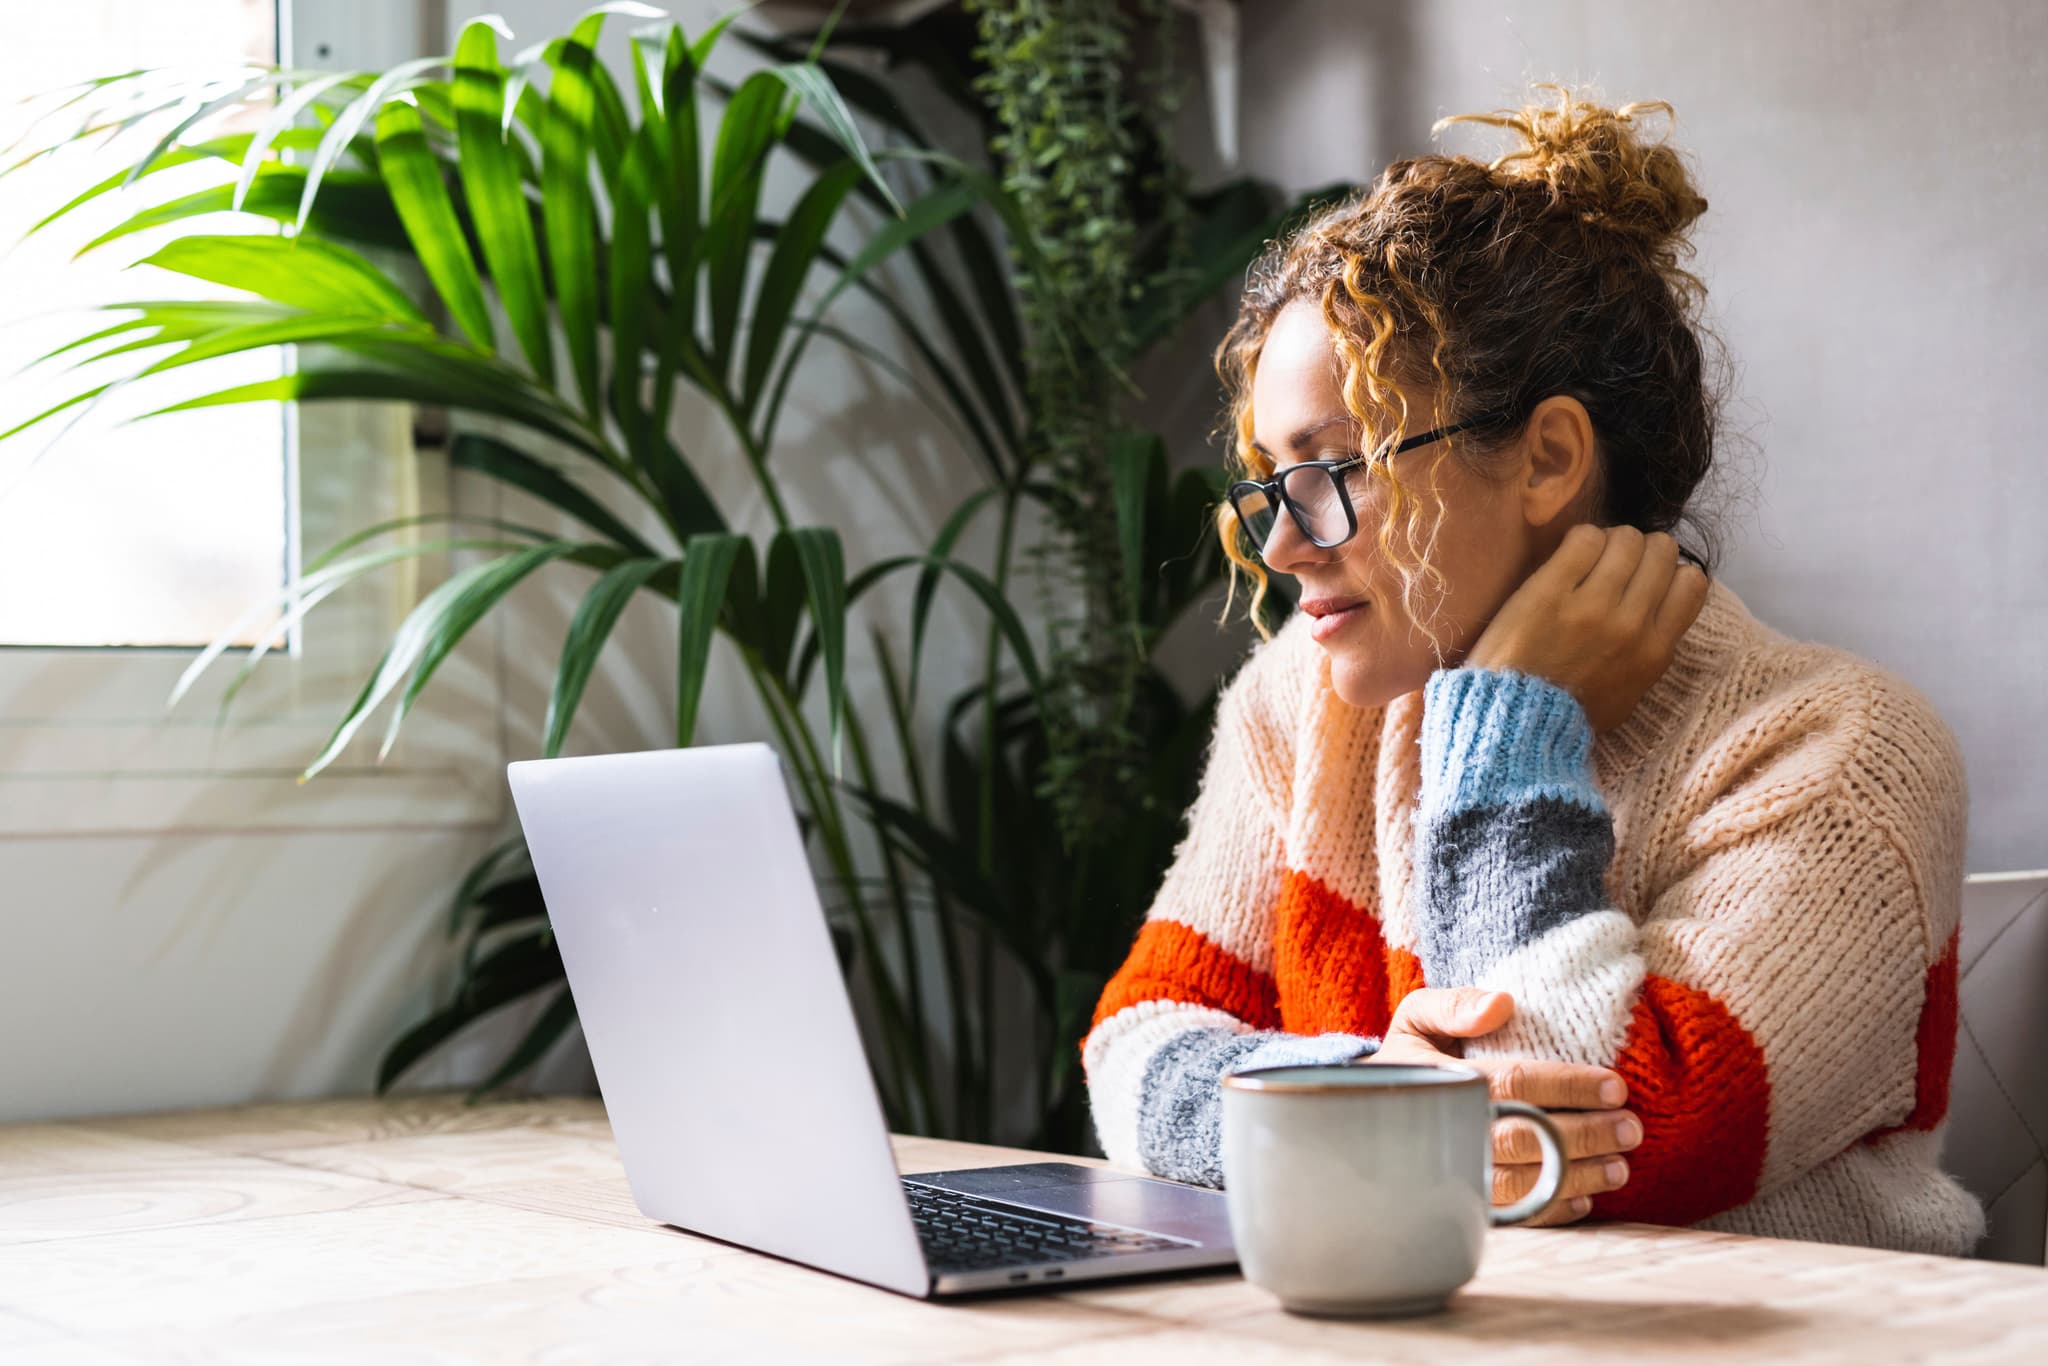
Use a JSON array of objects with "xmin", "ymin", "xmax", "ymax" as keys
[{"xmin": 507, "ymin": 743, "xmax": 930, "ymax": 1297}]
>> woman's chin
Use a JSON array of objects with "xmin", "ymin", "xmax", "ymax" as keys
[{"xmin": 1326, "ymin": 653, "xmax": 1427, "ymax": 711}]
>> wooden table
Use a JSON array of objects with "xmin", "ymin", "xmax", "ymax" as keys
[{"xmin": 2, "ymin": 1096, "xmax": 2042, "ymax": 1363}]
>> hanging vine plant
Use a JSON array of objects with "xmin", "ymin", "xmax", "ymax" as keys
[{"xmin": 965, "ymin": 0, "xmax": 1173, "ymax": 846}]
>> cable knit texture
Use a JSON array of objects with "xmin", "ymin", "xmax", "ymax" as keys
[{"xmin": 1082, "ymin": 578, "xmax": 1985, "ymax": 1257}]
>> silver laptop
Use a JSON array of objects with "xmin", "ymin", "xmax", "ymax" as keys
[{"xmin": 506, "ymin": 742, "xmax": 1238, "ymax": 1297}]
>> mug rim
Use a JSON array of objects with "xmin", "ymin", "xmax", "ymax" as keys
[{"xmin": 1220, "ymin": 1061, "xmax": 1488, "ymax": 1094}]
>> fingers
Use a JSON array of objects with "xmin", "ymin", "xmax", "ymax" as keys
[
  {"xmin": 1494, "ymin": 1109, "xmax": 1642, "ymax": 1165},
  {"xmin": 1517, "ymin": 1194, "xmax": 1594, "ymax": 1228},
  {"xmin": 1481, "ymin": 1057, "xmax": 1628, "ymax": 1111},
  {"xmin": 1386, "ymin": 987, "xmax": 1515, "ymax": 1041},
  {"xmin": 1654, "ymin": 557, "xmax": 1711, "ymax": 643},
  {"xmin": 1616, "ymin": 530, "xmax": 1680, "ymax": 628},
  {"xmin": 1493, "ymin": 1152, "xmax": 1630, "ymax": 1210},
  {"xmin": 1579, "ymin": 524, "xmax": 1647, "ymax": 603},
  {"xmin": 1532, "ymin": 521, "xmax": 1609, "ymax": 592}
]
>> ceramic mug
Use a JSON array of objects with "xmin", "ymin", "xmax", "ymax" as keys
[{"xmin": 1219, "ymin": 1062, "xmax": 1567, "ymax": 1317}]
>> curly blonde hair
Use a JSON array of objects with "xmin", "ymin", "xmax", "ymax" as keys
[{"xmin": 1215, "ymin": 83, "xmax": 1729, "ymax": 643}]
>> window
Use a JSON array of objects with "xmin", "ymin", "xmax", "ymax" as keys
[
  {"xmin": 0, "ymin": 2, "xmax": 290, "ymax": 648},
  {"xmin": 0, "ymin": 1, "xmax": 505, "ymax": 834}
]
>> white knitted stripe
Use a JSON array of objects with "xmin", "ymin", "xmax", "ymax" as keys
[
  {"xmin": 1461, "ymin": 910, "xmax": 1645, "ymax": 1068},
  {"xmin": 1081, "ymin": 1001, "xmax": 1251, "ymax": 1172},
  {"xmin": 1697, "ymin": 1128, "xmax": 1985, "ymax": 1256},
  {"xmin": 1288, "ymin": 690, "xmax": 1387, "ymax": 917},
  {"xmin": 1640, "ymin": 801, "xmax": 1925, "ymax": 1187},
  {"xmin": 1152, "ymin": 836, "xmax": 1287, "ymax": 979},
  {"xmin": 1371, "ymin": 689, "xmax": 1427, "ymax": 956}
]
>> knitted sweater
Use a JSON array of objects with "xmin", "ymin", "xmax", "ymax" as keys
[{"xmin": 1082, "ymin": 577, "xmax": 1986, "ymax": 1256}]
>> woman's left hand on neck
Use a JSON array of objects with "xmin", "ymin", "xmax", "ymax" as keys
[{"xmin": 1462, "ymin": 523, "xmax": 1710, "ymax": 731}]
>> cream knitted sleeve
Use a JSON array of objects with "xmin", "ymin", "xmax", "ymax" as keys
[
  {"xmin": 1410, "ymin": 657, "xmax": 1980, "ymax": 1244},
  {"xmin": 1081, "ymin": 632, "xmax": 1377, "ymax": 1185}
]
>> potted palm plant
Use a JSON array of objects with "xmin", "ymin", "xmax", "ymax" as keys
[
  {"xmin": 9, "ymin": 3, "xmax": 1045, "ymax": 1130},
  {"xmin": 10, "ymin": 0, "xmax": 1343, "ymax": 1152}
]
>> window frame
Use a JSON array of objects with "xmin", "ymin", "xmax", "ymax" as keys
[{"xmin": 0, "ymin": 0, "xmax": 505, "ymax": 836}]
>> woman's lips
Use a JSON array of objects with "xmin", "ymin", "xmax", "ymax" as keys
[{"xmin": 1303, "ymin": 598, "xmax": 1369, "ymax": 642}]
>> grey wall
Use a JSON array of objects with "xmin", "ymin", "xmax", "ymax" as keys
[{"xmin": 1213, "ymin": 0, "xmax": 2047, "ymax": 873}]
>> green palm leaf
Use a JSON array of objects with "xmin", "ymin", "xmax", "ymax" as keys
[
  {"xmin": 139, "ymin": 234, "xmax": 427, "ymax": 323},
  {"xmin": 789, "ymin": 174, "xmax": 982, "ymax": 379},
  {"xmin": 140, "ymin": 362, "xmax": 602, "ymax": 471},
  {"xmin": 76, "ymin": 169, "xmax": 406, "ymax": 258},
  {"xmin": 1108, "ymin": 433, "xmax": 1163, "ymax": 637},
  {"xmin": 762, "ymin": 63, "xmax": 904, "ymax": 218},
  {"xmin": 675, "ymin": 532, "xmax": 750, "ymax": 746},
  {"xmin": 2, "ymin": 67, "xmax": 148, "ymax": 163},
  {"xmin": 220, "ymin": 522, "xmax": 548, "ymax": 717},
  {"xmin": 654, "ymin": 29, "xmax": 702, "ymax": 381},
  {"xmin": 472, "ymin": 986, "xmax": 579, "ymax": 1095},
  {"xmin": 703, "ymin": 71, "xmax": 782, "ymax": 380},
  {"xmin": 377, "ymin": 930, "xmax": 563, "ymax": 1092},
  {"xmin": 741, "ymin": 158, "xmax": 863, "ymax": 420},
  {"xmin": 168, "ymin": 536, "xmax": 533, "ymax": 712},
  {"xmin": 125, "ymin": 68, "xmax": 303, "ymax": 187},
  {"xmin": 691, "ymin": 6, "xmax": 750, "ymax": 66},
  {"xmin": 796, "ymin": 551, "xmax": 1043, "ymax": 707},
  {"xmin": 302, "ymin": 541, "xmax": 597, "ymax": 779},
  {"xmin": 545, "ymin": 556, "xmax": 671, "ymax": 757},
  {"xmin": 453, "ymin": 17, "xmax": 553, "ymax": 383},
  {"xmin": 448, "ymin": 433, "xmax": 661, "ymax": 558},
  {"xmin": 298, "ymin": 55, "xmax": 452, "ymax": 229},
  {"xmin": 786, "ymin": 526, "xmax": 848, "ymax": 772},
  {"xmin": 446, "ymin": 837, "xmax": 533, "ymax": 937},
  {"xmin": 31, "ymin": 301, "xmax": 290, "ymax": 368},
  {"xmin": 232, "ymin": 71, "xmax": 367, "ymax": 211},
  {"xmin": 540, "ymin": 32, "xmax": 604, "ymax": 418},
  {"xmin": 377, "ymin": 542, "xmax": 591, "ymax": 759},
  {"xmin": 29, "ymin": 129, "xmax": 309, "ymax": 236},
  {"xmin": 607, "ymin": 121, "xmax": 662, "ymax": 457},
  {"xmin": 375, "ymin": 97, "xmax": 494, "ymax": 348},
  {"xmin": 910, "ymin": 488, "xmax": 997, "ymax": 697}
]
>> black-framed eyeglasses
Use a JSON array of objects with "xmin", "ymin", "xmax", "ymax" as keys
[{"xmin": 1227, "ymin": 412, "xmax": 1514, "ymax": 561}]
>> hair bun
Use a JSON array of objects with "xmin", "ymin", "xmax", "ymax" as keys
[{"xmin": 1434, "ymin": 84, "xmax": 1708, "ymax": 254}]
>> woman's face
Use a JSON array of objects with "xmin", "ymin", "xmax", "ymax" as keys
[{"xmin": 1247, "ymin": 298, "xmax": 1591, "ymax": 709}]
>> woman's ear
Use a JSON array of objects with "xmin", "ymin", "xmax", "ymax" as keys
[{"xmin": 1518, "ymin": 394, "xmax": 1600, "ymax": 528}]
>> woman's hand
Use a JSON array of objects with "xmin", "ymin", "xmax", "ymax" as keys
[
  {"xmin": 1464, "ymin": 524, "xmax": 1710, "ymax": 732},
  {"xmin": 1366, "ymin": 987, "xmax": 1642, "ymax": 1226}
]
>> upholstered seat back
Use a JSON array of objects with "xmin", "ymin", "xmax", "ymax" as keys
[{"xmin": 1943, "ymin": 871, "xmax": 2048, "ymax": 1265}]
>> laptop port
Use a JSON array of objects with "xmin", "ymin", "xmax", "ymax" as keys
[
  {"xmin": 1008, "ymin": 1272, "xmax": 1028, "ymax": 1283},
  {"xmin": 1044, "ymin": 1268, "xmax": 1065, "ymax": 1279}
]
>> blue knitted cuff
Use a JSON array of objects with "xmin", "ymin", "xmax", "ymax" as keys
[
  {"xmin": 1419, "ymin": 667, "xmax": 1603, "ymax": 821},
  {"xmin": 1227, "ymin": 1032, "xmax": 1379, "ymax": 1075}
]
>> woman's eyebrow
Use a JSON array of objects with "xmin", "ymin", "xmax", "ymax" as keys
[{"xmin": 1249, "ymin": 415, "xmax": 1358, "ymax": 458}]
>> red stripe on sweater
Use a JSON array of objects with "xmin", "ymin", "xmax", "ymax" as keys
[
  {"xmin": 1904, "ymin": 929, "xmax": 1960, "ymax": 1130},
  {"xmin": 1593, "ymin": 974, "xmax": 1770, "ymax": 1225},
  {"xmin": 1088, "ymin": 918, "xmax": 1282, "ymax": 1034},
  {"xmin": 1274, "ymin": 869, "xmax": 1420, "ymax": 1037},
  {"xmin": 1869, "ymin": 927, "xmax": 1961, "ymax": 1141}
]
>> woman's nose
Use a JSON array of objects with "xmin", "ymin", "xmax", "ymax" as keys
[{"xmin": 1261, "ymin": 510, "xmax": 1329, "ymax": 577}]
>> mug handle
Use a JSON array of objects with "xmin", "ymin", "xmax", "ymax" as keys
[{"xmin": 1487, "ymin": 1099, "xmax": 1569, "ymax": 1226}]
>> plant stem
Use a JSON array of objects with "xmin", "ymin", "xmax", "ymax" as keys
[
  {"xmin": 740, "ymin": 651, "xmax": 924, "ymax": 1129},
  {"xmin": 843, "ymin": 703, "xmax": 934, "ymax": 1130},
  {"xmin": 721, "ymin": 390, "xmax": 795, "ymax": 534},
  {"xmin": 969, "ymin": 485, "xmax": 1023, "ymax": 1139},
  {"xmin": 875, "ymin": 641, "xmax": 971, "ymax": 1137}
]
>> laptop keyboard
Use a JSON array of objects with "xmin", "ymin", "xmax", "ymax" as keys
[{"xmin": 903, "ymin": 1180, "xmax": 1195, "ymax": 1274}]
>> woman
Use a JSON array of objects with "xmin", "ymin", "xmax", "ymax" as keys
[{"xmin": 1081, "ymin": 84, "xmax": 1984, "ymax": 1256}]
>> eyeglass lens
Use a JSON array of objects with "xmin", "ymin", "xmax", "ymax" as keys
[{"xmin": 1235, "ymin": 465, "xmax": 1353, "ymax": 559}]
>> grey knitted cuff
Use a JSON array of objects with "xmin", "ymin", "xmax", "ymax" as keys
[{"xmin": 1135, "ymin": 1028, "xmax": 1377, "ymax": 1187}]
